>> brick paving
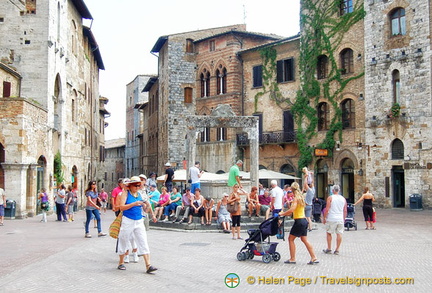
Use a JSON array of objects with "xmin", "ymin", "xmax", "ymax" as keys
[{"xmin": 0, "ymin": 208, "xmax": 431, "ymax": 292}]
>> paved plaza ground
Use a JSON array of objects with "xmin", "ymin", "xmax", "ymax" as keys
[{"xmin": 0, "ymin": 207, "xmax": 431, "ymax": 292}]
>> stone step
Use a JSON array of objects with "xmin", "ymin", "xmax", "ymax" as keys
[{"xmin": 149, "ymin": 216, "xmax": 294, "ymax": 231}]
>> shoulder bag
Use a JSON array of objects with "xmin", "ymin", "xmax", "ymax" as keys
[{"xmin": 109, "ymin": 212, "xmax": 123, "ymax": 239}]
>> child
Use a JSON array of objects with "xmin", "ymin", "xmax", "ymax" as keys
[{"xmin": 302, "ymin": 167, "xmax": 314, "ymax": 186}]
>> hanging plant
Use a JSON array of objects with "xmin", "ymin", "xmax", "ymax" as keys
[
  {"xmin": 388, "ymin": 102, "xmax": 400, "ymax": 118},
  {"xmin": 54, "ymin": 151, "xmax": 65, "ymax": 184}
]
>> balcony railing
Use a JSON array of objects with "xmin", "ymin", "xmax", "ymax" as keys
[{"xmin": 236, "ymin": 131, "xmax": 296, "ymax": 146}]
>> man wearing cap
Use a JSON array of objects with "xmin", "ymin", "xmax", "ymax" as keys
[
  {"xmin": 189, "ymin": 161, "xmax": 204, "ymax": 194},
  {"xmin": 163, "ymin": 162, "xmax": 174, "ymax": 192},
  {"xmin": 228, "ymin": 160, "xmax": 243, "ymax": 189}
]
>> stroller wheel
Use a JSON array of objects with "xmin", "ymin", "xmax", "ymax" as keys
[
  {"xmin": 262, "ymin": 254, "xmax": 272, "ymax": 263},
  {"xmin": 272, "ymin": 252, "xmax": 281, "ymax": 262},
  {"xmin": 241, "ymin": 252, "xmax": 248, "ymax": 261},
  {"xmin": 237, "ymin": 252, "xmax": 244, "ymax": 261}
]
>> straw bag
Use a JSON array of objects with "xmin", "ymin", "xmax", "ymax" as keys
[{"xmin": 109, "ymin": 212, "xmax": 123, "ymax": 239}]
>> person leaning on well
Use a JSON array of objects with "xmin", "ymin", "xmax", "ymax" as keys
[{"xmin": 117, "ymin": 176, "xmax": 157, "ymax": 273}]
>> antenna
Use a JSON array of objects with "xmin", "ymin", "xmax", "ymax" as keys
[{"xmin": 243, "ymin": 4, "xmax": 246, "ymax": 25}]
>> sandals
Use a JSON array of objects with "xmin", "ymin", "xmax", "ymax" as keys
[
  {"xmin": 322, "ymin": 249, "xmax": 332, "ymax": 254},
  {"xmin": 284, "ymin": 260, "xmax": 296, "ymax": 264},
  {"xmin": 146, "ymin": 265, "xmax": 158, "ymax": 274},
  {"xmin": 307, "ymin": 259, "xmax": 320, "ymax": 265},
  {"xmin": 117, "ymin": 264, "xmax": 126, "ymax": 270},
  {"xmin": 334, "ymin": 251, "xmax": 339, "ymax": 255}
]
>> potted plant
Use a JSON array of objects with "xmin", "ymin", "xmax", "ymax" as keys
[{"xmin": 387, "ymin": 103, "xmax": 401, "ymax": 118}]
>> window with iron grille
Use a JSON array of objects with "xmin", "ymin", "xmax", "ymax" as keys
[
  {"xmin": 391, "ymin": 139, "xmax": 404, "ymax": 160},
  {"xmin": 317, "ymin": 55, "xmax": 328, "ymax": 79}
]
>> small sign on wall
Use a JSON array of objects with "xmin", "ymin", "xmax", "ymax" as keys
[{"xmin": 314, "ymin": 148, "xmax": 328, "ymax": 157}]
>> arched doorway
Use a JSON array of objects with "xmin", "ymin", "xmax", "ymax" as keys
[
  {"xmin": 341, "ymin": 158, "xmax": 355, "ymax": 203},
  {"xmin": 315, "ymin": 159, "xmax": 329, "ymax": 199},
  {"xmin": 391, "ymin": 139, "xmax": 405, "ymax": 207},
  {"xmin": 280, "ymin": 163, "xmax": 296, "ymax": 188}
]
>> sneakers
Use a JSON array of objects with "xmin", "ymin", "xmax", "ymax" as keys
[
  {"xmin": 85, "ymin": 233, "xmax": 92, "ymax": 238},
  {"xmin": 124, "ymin": 254, "xmax": 130, "ymax": 263},
  {"xmin": 161, "ymin": 218, "xmax": 168, "ymax": 222},
  {"xmin": 132, "ymin": 252, "xmax": 139, "ymax": 263},
  {"xmin": 98, "ymin": 232, "xmax": 107, "ymax": 237}
]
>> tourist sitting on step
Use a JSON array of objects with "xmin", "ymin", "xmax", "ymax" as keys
[
  {"xmin": 246, "ymin": 186, "xmax": 261, "ymax": 218},
  {"xmin": 203, "ymin": 195, "xmax": 215, "ymax": 225},
  {"xmin": 154, "ymin": 187, "xmax": 170, "ymax": 221},
  {"xmin": 173, "ymin": 188, "xmax": 192, "ymax": 223},
  {"xmin": 162, "ymin": 187, "xmax": 182, "ymax": 222},
  {"xmin": 188, "ymin": 188, "xmax": 205, "ymax": 225},
  {"xmin": 258, "ymin": 188, "xmax": 272, "ymax": 220},
  {"xmin": 216, "ymin": 193, "xmax": 231, "ymax": 233}
]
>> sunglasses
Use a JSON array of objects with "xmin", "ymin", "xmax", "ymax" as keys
[{"xmin": 130, "ymin": 184, "xmax": 141, "ymax": 187}]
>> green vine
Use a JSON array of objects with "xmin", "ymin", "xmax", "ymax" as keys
[
  {"xmin": 254, "ymin": 47, "xmax": 287, "ymax": 112},
  {"xmin": 292, "ymin": 0, "xmax": 366, "ymax": 170},
  {"xmin": 54, "ymin": 151, "xmax": 65, "ymax": 185}
]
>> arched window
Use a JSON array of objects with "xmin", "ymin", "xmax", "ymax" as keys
[
  {"xmin": 217, "ymin": 127, "xmax": 226, "ymax": 141},
  {"xmin": 200, "ymin": 70, "xmax": 210, "ymax": 97},
  {"xmin": 391, "ymin": 139, "xmax": 404, "ymax": 160},
  {"xmin": 340, "ymin": 48, "xmax": 354, "ymax": 74},
  {"xmin": 200, "ymin": 127, "xmax": 210, "ymax": 142},
  {"xmin": 392, "ymin": 70, "xmax": 400, "ymax": 104},
  {"xmin": 341, "ymin": 99, "xmax": 355, "ymax": 129},
  {"xmin": 317, "ymin": 55, "xmax": 328, "ymax": 79},
  {"xmin": 390, "ymin": 8, "xmax": 406, "ymax": 36},
  {"xmin": 317, "ymin": 102, "xmax": 329, "ymax": 131},
  {"xmin": 216, "ymin": 67, "xmax": 227, "ymax": 94}
]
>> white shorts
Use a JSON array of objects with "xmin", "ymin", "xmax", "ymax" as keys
[
  {"xmin": 325, "ymin": 221, "xmax": 344, "ymax": 234},
  {"xmin": 117, "ymin": 216, "xmax": 150, "ymax": 255}
]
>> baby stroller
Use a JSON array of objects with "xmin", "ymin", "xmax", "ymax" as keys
[
  {"xmin": 236, "ymin": 216, "xmax": 284, "ymax": 263},
  {"xmin": 344, "ymin": 203, "xmax": 357, "ymax": 231}
]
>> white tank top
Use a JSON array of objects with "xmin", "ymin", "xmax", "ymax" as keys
[{"xmin": 327, "ymin": 194, "xmax": 346, "ymax": 222}]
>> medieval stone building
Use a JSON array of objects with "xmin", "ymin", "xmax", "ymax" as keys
[
  {"xmin": 133, "ymin": 0, "xmax": 431, "ymax": 208},
  {"xmin": 0, "ymin": 0, "xmax": 107, "ymax": 217}
]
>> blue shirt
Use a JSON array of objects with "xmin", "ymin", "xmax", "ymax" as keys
[{"xmin": 123, "ymin": 191, "xmax": 143, "ymax": 220}]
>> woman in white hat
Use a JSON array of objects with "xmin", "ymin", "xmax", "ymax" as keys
[{"xmin": 117, "ymin": 176, "xmax": 158, "ymax": 273}]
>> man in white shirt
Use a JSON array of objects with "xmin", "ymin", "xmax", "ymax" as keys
[
  {"xmin": 270, "ymin": 180, "xmax": 284, "ymax": 218},
  {"xmin": 189, "ymin": 161, "xmax": 204, "ymax": 194},
  {"xmin": 323, "ymin": 185, "xmax": 347, "ymax": 255}
]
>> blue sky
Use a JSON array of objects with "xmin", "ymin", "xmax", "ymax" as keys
[{"xmin": 84, "ymin": 0, "xmax": 301, "ymax": 140}]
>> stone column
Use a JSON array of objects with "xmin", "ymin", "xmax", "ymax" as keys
[
  {"xmin": 248, "ymin": 123, "xmax": 259, "ymax": 189},
  {"xmin": 26, "ymin": 164, "xmax": 38, "ymax": 217},
  {"xmin": 2, "ymin": 163, "xmax": 29, "ymax": 219}
]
